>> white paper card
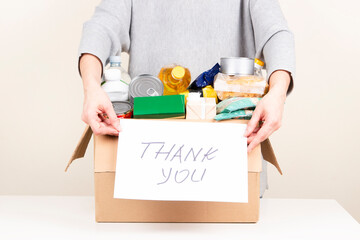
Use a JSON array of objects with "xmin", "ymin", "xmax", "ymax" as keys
[{"xmin": 114, "ymin": 119, "xmax": 248, "ymax": 203}]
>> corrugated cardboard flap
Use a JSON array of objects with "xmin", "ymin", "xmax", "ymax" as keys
[
  {"xmin": 65, "ymin": 125, "xmax": 93, "ymax": 172},
  {"xmin": 261, "ymin": 138, "xmax": 282, "ymax": 175}
]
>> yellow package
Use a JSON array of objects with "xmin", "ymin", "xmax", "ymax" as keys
[{"xmin": 202, "ymin": 86, "xmax": 218, "ymax": 103}]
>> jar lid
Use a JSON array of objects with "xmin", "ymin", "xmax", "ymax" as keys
[{"xmin": 220, "ymin": 57, "xmax": 254, "ymax": 75}]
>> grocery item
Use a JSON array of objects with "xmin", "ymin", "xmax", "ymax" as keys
[
  {"xmin": 214, "ymin": 73, "xmax": 268, "ymax": 100},
  {"xmin": 186, "ymin": 93, "xmax": 216, "ymax": 120},
  {"xmin": 102, "ymin": 69, "xmax": 129, "ymax": 102},
  {"xmin": 214, "ymin": 57, "xmax": 268, "ymax": 100},
  {"xmin": 180, "ymin": 85, "xmax": 218, "ymax": 105},
  {"xmin": 129, "ymin": 74, "xmax": 164, "ymax": 102},
  {"xmin": 109, "ymin": 56, "xmax": 131, "ymax": 84},
  {"xmin": 179, "ymin": 90, "xmax": 190, "ymax": 105},
  {"xmin": 188, "ymin": 63, "xmax": 220, "ymax": 89},
  {"xmin": 158, "ymin": 65, "xmax": 191, "ymax": 95},
  {"xmin": 216, "ymin": 97, "xmax": 260, "ymax": 114},
  {"xmin": 112, "ymin": 101, "xmax": 133, "ymax": 118},
  {"xmin": 220, "ymin": 57, "xmax": 254, "ymax": 76},
  {"xmin": 133, "ymin": 95, "xmax": 185, "ymax": 119},
  {"xmin": 254, "ymin": 58, "xmax": 264, "ymax": 77},
  {"xmin": 202, "ymin": 85, "xmax": 218, "ymax": 103},
  {"xmin": 214, "ymin": 97, "xmax": 261, "ymax": 121},
  {"xmin": 214, "ymin": 109, "xmax": 253, "ymax": 121}
]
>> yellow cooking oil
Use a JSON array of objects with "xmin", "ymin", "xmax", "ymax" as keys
[{"xmin": 158, "ymin": 65, "xmax": 191, "ymax": 95}]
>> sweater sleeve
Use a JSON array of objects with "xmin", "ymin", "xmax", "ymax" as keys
[
  {"xmin": 78, "ymin": 0, "xmax": 132, "ymax": 68},
  {"xmin": 250, "ymin": 0, "xmax": 295, "ymax": 94}
]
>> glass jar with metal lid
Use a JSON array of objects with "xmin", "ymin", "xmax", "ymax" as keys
[{"xmin": 220, "ymin": 57, "xmax": 254, "ymax": 76}]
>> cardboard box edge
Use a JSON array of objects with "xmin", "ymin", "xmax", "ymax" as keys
[{"xmin": 65, "ymin": 125, "xmax": 93, "ymax": 172}]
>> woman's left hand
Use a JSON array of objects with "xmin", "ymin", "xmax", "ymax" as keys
[{"xmin": 244, "ymin": 70, "xmax": 291, "ymax": 152}]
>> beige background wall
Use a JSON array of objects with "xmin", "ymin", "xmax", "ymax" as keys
[{"xmin": 0, "ymin": 0, "xmax": 359, "ymax": 222}]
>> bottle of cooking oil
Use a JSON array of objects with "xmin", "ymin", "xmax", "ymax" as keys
[{"xmin": 158, "ymin": 65, "xmax": 191, "ymax": 95}]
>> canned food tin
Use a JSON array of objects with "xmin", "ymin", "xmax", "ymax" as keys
[
  {"xmin": 112, "ymin": 101, "xmax": 133, "ymax": 118},
  {"xmin": 220, "ymin": 57, "xmax": 254, "ymax": 76},
  {"xmin": 129, "ymin": 74, "xmax": 164, "ymax": 100}
]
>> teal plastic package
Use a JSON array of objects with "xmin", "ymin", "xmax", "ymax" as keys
[
  {"xmin": 214, "ymin": 97, "xmax": 261, "ymax": 121},
  {"xmin": 214, "ymin": 109, "xmax": 254, "ymax": 121},
  {"xmin": 216, "ymin": 97, "xmax": 261, "ymax": 114}
]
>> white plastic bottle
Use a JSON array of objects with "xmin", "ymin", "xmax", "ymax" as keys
[
  {"xmin": 109, "ymin": 56, "xmax": 131, "ymax": 85},
  {"xmin": 102, "ymin": 69, "xmax": 129, "ymax": 102}
]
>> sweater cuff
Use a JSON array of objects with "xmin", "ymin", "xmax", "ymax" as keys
[
  {"xmin": 263, "ymin": 30, "xmax": 295, "ymax": 95},
  {"xmin": 78, "ymin": 22, "xmax": 112, "ymax": 70}
]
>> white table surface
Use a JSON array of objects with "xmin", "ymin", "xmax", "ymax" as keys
[{"xmin": 0, "ymin": 197, "xmax": 359, "ymax": 240}]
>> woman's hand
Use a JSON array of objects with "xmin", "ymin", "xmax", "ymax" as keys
[
  {"xmin": 82, "ymin": 85, "xmax": 120, "ymax": 136},
  {"xmin": 79, "ymin": 53, "xmax": 120, "ymax": 136},
  {"xmin": 244, "ymin": 70, "xmax": 291, "ymax": 152}
]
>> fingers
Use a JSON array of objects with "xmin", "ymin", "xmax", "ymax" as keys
[
  {"xmin": 244, "ymin": 92, "xmax": 285, "ymax": 152},
  {"xmin": 247, "ymin": 121, "xmax": 274, "ymax": 153},
  {"xmin": 248, "ymin": 124, "xmax": 271, "ymax": 152},
  {"xmin": 99, "ymin": 112, "xmax": 120, "ymax": 132},
  {"xmin": 89, "ymin": 119, "xmax": 119, "ymax": 136},
  {"xmin": 87, "ymin": 108, "xmax": 119, "ymax": 136},
  {"xmin": 244, "ymin": 108, "xmax": 262, "ymax": 137},
  {"xmin": 103, "ymin": 103, "xmax": 121, "ymax": 132},
  {"xmin": 247, "ymin": 132, "xmax": 257, "ymax": 145}
]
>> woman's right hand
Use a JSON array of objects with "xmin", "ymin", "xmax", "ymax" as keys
[
  {"xmin": 79, "ymin": 53, "xmax": 120, "ymax": 136},
  {"xmin": 81, "ymin": 84, "xmax": 120, "ymax": 136}
]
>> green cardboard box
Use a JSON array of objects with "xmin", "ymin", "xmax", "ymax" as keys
[{"xmin": 133, "ymin": 95, "xmax": 185, "ymax": 119}]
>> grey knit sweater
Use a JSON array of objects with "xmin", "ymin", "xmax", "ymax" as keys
[
  {"xmin": 79, "ymin": 0, "xmax": 295, "ymax": 91},
  {"xmin": 78, "ymin": 0, "xmax": 295, "ymax": 195}
]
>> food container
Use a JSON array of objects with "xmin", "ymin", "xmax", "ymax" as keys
[
  {"xmin": 112, "ymin": 101, "xmax": 133, "ymax": 118},
  {"xmin": 102, "ymin": 69, "xmax": 129, "ymax": 102},
  {"xmin": 220, "ymin": 57, "xmax": 254, "ymax": 76},
  {"xmin": 129, "ymin": 74, "xmax": 164, "ymax": 102},
  {"xmin": 214, "ymin": 73, "xmax": 268, "ymax": 100}
]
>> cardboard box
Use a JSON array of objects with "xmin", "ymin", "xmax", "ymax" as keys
[
  {"xmin": 66, "ymin": 119, "xmax": 282, "ymax": 223},
  {"xmin": 186, "ymin": 97, "xmax": 216, "ymax": 120}
]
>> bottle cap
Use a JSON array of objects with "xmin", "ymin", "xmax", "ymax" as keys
[
  {"xmin": 109, "ymin": 56, "xmax": 122, "ymax": 64},
  {"xmin": 254, "ymin": 58, "xmax": 264, "ymax": 67},
  {"xmin": 104, "ymin": 69, "xmax": 121, "ymax": 81},
  {"xmin": 171, "ymin": 66, "xmax": 186, "ymax": 79}
]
